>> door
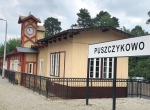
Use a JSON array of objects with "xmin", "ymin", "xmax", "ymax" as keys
[{"xmin": 14, "ymin": 60, "xmax": 18, "ymax": 71}]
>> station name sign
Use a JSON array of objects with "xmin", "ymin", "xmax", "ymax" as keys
[{"xmin": 88, "ymin": 35, "xmax": 150, "ymax": 58}]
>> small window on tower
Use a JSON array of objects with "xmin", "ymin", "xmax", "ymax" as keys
[{"xmin": 28, "ymin": 63, "xmax": 33, "ymax": 74}]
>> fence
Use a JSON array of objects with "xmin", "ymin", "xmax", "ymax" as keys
[{"xmin": 0, "ymin": 69, "xmax": 150, "ymax": 99}]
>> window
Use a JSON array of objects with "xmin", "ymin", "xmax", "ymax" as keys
[
  {"xmin": 39, "ymin": 59, "xmax": 44, "ymax": 76},
  {"xmin": 103, "ymin": 58, "xmax": 107, "ymax": 78},
  {"xmin": 28, "ymin": 63, "xmax": 33, "ymax": 74},
  {"xmin": 89, "ymin": 58, "xmax": 114, "ymax": 79},
  {"xmin": 10, "ymin": 60, "xmax": 13, "ymax": 70},
  {"xmin": 89, "ymin": 58, "xmax": 101, "ymax": 78},
  {"xmin": 102, "ymin": 58, "xmax": 114, "ymax": 78},
  {"xmin": 14, "ymin": 60, "xmax": 18, "ymax": 71},
  {"xmin": 50, "ymin": 53, "xmax": 60, "ymax": 76},
  {"xmin": 5, "ymin": 61, "xmax": 7, "ymax": 69},
  {"xmin": 51, "ymin": 54, "xmax": 55, "ymax": 75},
  {"xmin": 55, "ymin": 53, "xmax": 59, "ymax": 76}
]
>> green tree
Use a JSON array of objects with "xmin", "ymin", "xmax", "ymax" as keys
[
  {"xmin": 129, "ymin": 56, "xmax": 150, "ymax": 80},
  {"xmin": 128, "ymin": 26, "xmax": 149, "ymax": 79},
  {"xmin": 70, "ymin": 23, "xmax": 78, "ymax": 29},
  {"xmin": 0, "ymin": 38, "xmax": 20, "ymax": 56},
  {"xmin": 128, "ymin": 57, "xmax": 137, "ymax": 77},
  {"xmin": 94, "ymin": 11, "xmax": 119, "ymax": 28},
  {"xmin": 146, "ymin": 11, "xmax": 150, "ymax": 24},
  {"xmin": 121, "ymin": 26, "xmax": 131, "ymax": 34},
  {"xmin": 0, "ymin": 44, "xmax": 4, "ymax": 56},
  {"xmin": 44, "ymin": 17, "xmax": 62, "ymax": 37},
  {"xmin": 72, "ymin": 10, "xmax": 120, "ymax": 29},
  {"xmin": 77, "ymin": 8, "xmax": 93, "ymax": 28},
  {"xmin": 112, "ymin": 17, "xmax": 119, "ymax": 28},
  {"xmin": 131, "ymin": 25, "xmax": 149, "ymax": 36}
]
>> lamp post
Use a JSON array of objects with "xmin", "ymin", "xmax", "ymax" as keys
[{"xmin": 0, "ymin": 18, "xmax": 7, "ymax": 79}]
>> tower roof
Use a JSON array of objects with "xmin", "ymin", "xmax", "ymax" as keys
[{"xmin": 18, "ymin": 14, "xmax": 41, "ymax": 24}]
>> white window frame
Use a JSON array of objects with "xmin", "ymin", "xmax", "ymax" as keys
[
  {"xmin": 50, "ymin": 54, "xmax": 55, "ymax": 75},
  {"xmin": 89, "ymin": 58, "xmax": 114, "ymax": 79},
  {"xmin": 50, "ymin": 53, "xmax": 60, "ymax": 76},
  {"xmin": 28, "ymin": 63, "xmax": 33, "ymax": 74},
  {"xmin": 102, "ymin": 58, "xmax": 114, "ymax": 79},
  {"xmin": 89, "ymin": 58, "xmax": 101, "ymax": 78},
  {"xmin": 55, "ymin": 53, "xmax": 59, "ymax": 76},
  {"xmin": 14, "ymin": 60, "xmax": 18, "ymax": 71},
  {"xmin": 5, "ymin": 61, "xmax": 7, "ymax": 69},
  {"xmin": 39, "ymin": 59, "xmax": 44, "ymax": 76}
]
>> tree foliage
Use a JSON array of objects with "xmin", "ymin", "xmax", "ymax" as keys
[
  {"xmin": 94, "ymin": 11, "xmax": 119, "ymax": 28},
  {"xmin": 126, "ymin": 25, "xmax": 150, "ymax": 79},
  {"xmin": 44, "ymin": 17, "xmax": 62, "ymax": 37},
  {"xmin": 77, "ymin": 8, "xmax": 93, "ymax": 28},
  {"xmin": 130, "ymin": 25, "xmax": 149, "ymax": 36},
  {"xmin": 121, "ymin": 26, "xmax": 131, "ymax": 34},
  {"xmin": 72, "ymin": 9, "xmax": 119, "ymax": 29},
  {"xmin": 129, "ymin": 57, "xmax": 150, "ymax": 79},
  {"xmin": 146, "ymin": 11, "xmax": 150, "ymax": 24},
  {"xmin": 71, "ymin": 23, "xmax": 78, "ymax": 29},
  {"xmin": 0, "ymin": 38, "xmax": 20, "ymax": 56}
]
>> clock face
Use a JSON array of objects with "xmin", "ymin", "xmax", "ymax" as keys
[{"xmin": 26, "ymin": 27, "xmax": 34, "ymax": 35}]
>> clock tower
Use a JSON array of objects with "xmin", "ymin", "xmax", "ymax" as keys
[{"xmin": 18, "ymin": 13, "xmax": 42, "ymax": 48}]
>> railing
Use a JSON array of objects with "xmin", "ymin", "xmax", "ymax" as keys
[{"xmin": 0, "ymin": 69, "xmax": 150, "ymax": 99}]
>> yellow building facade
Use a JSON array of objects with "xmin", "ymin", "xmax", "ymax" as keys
[
  {"xmin": 35, "ymin": 28, "xmax": 130, "ymax": 79},
  {"xmin": 0, "ymin": 14, "xmax": 132, "ymax": 80}
]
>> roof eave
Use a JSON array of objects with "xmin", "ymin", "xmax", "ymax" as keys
[
  {"xmin": 18, "ymin": 15, "xmax": 41, "ymax": 24},
  {"xmin": 37, "ymin": 26, "xmax": 133, "ymax": 43}
]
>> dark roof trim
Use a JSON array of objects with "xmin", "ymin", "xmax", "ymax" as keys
[
  {"xmin": 0, "ymin": 47, "xmax": 38, "ymax": 57},
  {"xmin": 37, "ymin": 29, "xmax": 45, "ymax": 32},
  {"xmin": 16, "ymin": 47, "xmax": 39, "ymax": 53},
  {"xmin": 37, "ymin": 26, "xmax": 133, "ymax": 43}
]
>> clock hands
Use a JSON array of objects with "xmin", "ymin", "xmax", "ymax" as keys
[{"xmin": 27, "ymin": 27, "xmax": 34, "ymax": 34}]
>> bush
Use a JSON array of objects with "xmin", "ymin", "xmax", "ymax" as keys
[{"xmin": 14, "ymin": 79, "xmax": 18, "ymax": 85}]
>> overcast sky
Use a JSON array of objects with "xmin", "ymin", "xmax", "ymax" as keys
[{"xmin": 0, "ymin": 0, "xmax": 150, "ymax": 44}]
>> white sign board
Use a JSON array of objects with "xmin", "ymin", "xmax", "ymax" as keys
[{"xmin": 88, "ymin": 35, "xmax": 150, "ymax": 58}]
